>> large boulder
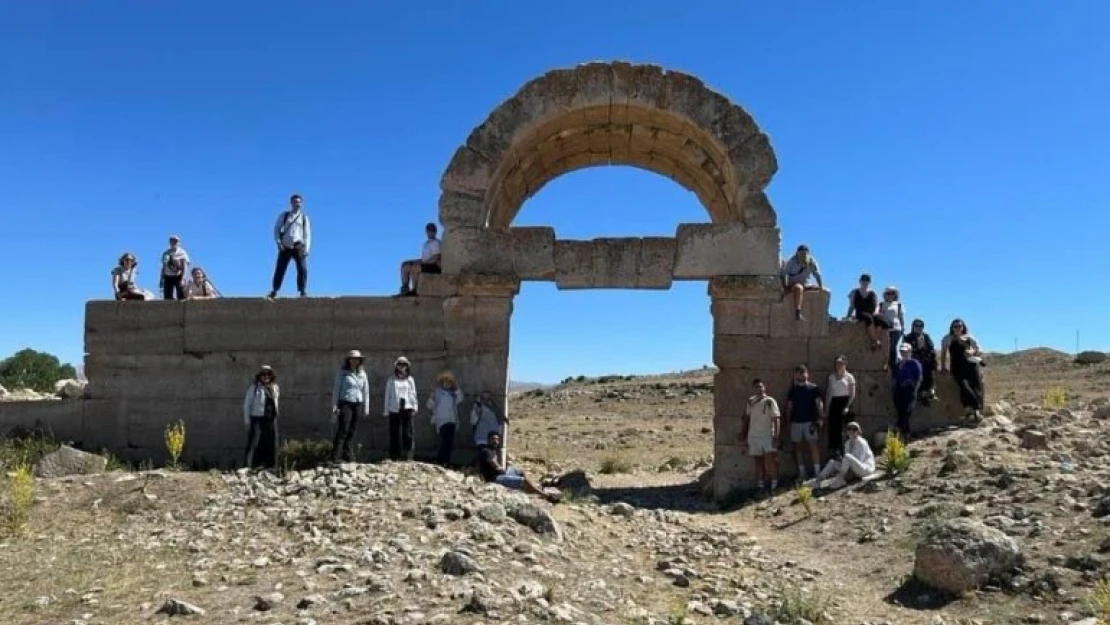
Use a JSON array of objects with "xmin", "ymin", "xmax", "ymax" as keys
[
  {"xmin": 913, "ymin": 518, "xmax": 1023, "ymax": 594},
  {"xmin": 54, "ymin": 379, "xmax": 86, "ymax": 399},
  {"xmin": 33, "ymin": 445, "xmax": 108, "ymax": 478}
]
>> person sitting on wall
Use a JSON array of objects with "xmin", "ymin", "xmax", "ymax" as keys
[
  {"xmin": 780, "ymin": 244, "xmax": 823, "ymax": 321},
  {"xmin": 893, "ymin": 343, "xmax": 923, "ymax": 439},
  {"xmin": 185, "ymin": 267, "xmax": 220, "ymax": 300},
  {"xmin": 331, "ymin": 349, "xmax": 370, "ymax": 463},
  {"xmin": 159, "ymin": 234, "xmax": 191, "ymax": 301},
  {"xmin": 470, "ymin": 390, "xmax": 507, "ymax": 461},
  {"xmin": 738, "ymin": 378, "xmax": 782, "ymax": 496},
  {"xmin": 478, "ymin": 431, "xmax": 559, "ymax": 503},
  {"xmin": 815, "ymin": 421, "xmax": 875, "ymax": 490},
  {"xmin": 427, "ymin": 370, "xmax": 464, "ymax": 466},
  {"xmin": 845, "ymin": 273, "xmax": 882, "ymax": 349},
  {"xmin": 111, "ymin": 252, "xmax": 151, "ymax": 301},
  {"xmin": 268, "ymin": 193, "xmax": 312, "ymax": 299},
  {"xmin": 786, "ymin": 364, "xmax": 825, "ymax": 483},
  {"xmin": 242, "ymin": 365, "xmax": 280, "ymax": 471},
  {"xmin": 398, "ymin": 222, "xmax": 441, "ymax": 296},
  {"xmin": 902, "ymin": 318, "xmax": 938, "ymax": 405},
  {"xmin": 384, "ymin": 356, "xmax": 418, "ymax": 461}
]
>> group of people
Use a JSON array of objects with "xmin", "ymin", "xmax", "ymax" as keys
[
  {"xmin": 109, "ymin": 194, "xmax": 444, "ymax": 301},
  {"xmin": 239, "ymin": 351, "xmax": 557, "ymax": 501}
]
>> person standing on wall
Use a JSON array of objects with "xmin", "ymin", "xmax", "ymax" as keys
[
  {"xmin": 384, "ymin": 356, "xmax": 418, "ymax": 460},
  {"xmin": 242, "ymin": 365, "xmax": 280, "ymax": 470},
  {"xmin": 159, "ymin": 235, "xmax": 190, "ymax": 300},
  {"xmin": 268, "ymin": 193, "xmax": 312, "ymax": 298},
  {"xmin": 330, "ymin": 350, "xmax": 370, "ymax": 463},
  {"xmin": 398, "ymin": 222, "xmax": 442, "ymax": 296}
]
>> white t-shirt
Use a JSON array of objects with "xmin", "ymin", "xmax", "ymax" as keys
[
  {"xmin": 746, "ymin": 395, "xmax": 781, "ymax": 439},
  {"xmin": 421, "ymin": 238, "xmax": 441, "ymax": 263},
  {"xmin": 879, "ymin": 301, "xmax": 904, "ymax": 331},
  {"xmin": 161, "ymin": 247, "xmax": 190, "ymax": 277},
  {"xmin": 185, "ymin": 279, "xmax": 216, "ymax": 298},
  {"xmin": 826, "ymin": 372, "xmax": 856, "ymax": 398}
]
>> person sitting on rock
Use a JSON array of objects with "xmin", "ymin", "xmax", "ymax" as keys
[
  {"xmin": 823, "ymin": 356, "xmax": 857, "ymax": 458},
  {"xmin": 893, "ymin": 343, "xmax": 923, "ymax": 439},
  {"xmin": 779, "ymin": 244, "xmax": 823, "ymax": 321},
  {"xmin": 876, "ymin": 286, "xmax": 907, "ymax": 374},
  {"xmin": 816, "ymin": 421, "xmax": 875, "ymax": 489},
  {"xmin": 470, "ymin": 390, "xmax": 506, "ymax": 460},
  {"xmin": 398, "ymin": 222, "xmax": 441, "ymax": 296},
  {"xmin": 242, "ymin": 365, "xmax": 280, "ymax": 471},
  {"xmin": 185, "ymin": 267, "xmax": 219, "ymax": 300},
  {"xmin": 111, "ymin": 252, "xmax": 150, "ymax": 300},
  {"xmin": 330, "ymin": 350, "xmax": 370, "ymax": 463},
  {"xmin": 903, "ymin": 318, "xmax": 938, "ymax": 404},
  {"xmin": 159, "ymin": 234, "xmax": 191, "ymax": 301},
  {"xmin": 940, "ymin": 318, "xmax": 985, "ymax": 421},
  {"xmin": 427, "ymin": 370, "xmax": 464, "ymax": 466},
  {"xmin": 384, "ymin": 356, "xmax": 418, "ymax": 460},
  {"xmin": 478, "ymin": 431, "xmax": 558, "ymax": 502},
  {"xmin": 845, "ymin": 273, "xmax": 882, "ymax": 348},
  {"xmin": 786, "ymin": 364, "xmax": 825, "ymax": 482},
  {"xmin": 739, "ymin": 378, "xmax": 782, "ymax": 495}
]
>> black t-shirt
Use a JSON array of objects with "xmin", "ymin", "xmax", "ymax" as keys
[
  {"xmin": 788, "ymin": 382, "xmax": 822, "ymax": 423},
  {"xmin": 477, "ymin": 447, "xmax": 502, "ymax": 482},
  {"xmin": 851, "ymin": 288, "xmax": 878, "ymax": 316}
]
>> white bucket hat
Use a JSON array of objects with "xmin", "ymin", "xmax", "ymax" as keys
[
  {"xmin": 394, "ymin": 356, "xmax": 410, "ymax": 367},
  {"xmin": 346, "ymin": 349, "xmax": 363, "ymax": 360}
]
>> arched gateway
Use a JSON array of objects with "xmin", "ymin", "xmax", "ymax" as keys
[{"xmin": 427, "ymin": 61, "xmax": 878, "ymax": 500}]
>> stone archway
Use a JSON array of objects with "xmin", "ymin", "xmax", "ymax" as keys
[{"xmin": 429, "ymin": 62, "xmax": 857, "ymax": 500}]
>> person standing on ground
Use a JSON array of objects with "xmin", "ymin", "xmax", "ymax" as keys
[
  {"xmin": 159, "ymin": 235, "xmax": 190, "ymax": 300},
  {"xmin": 845, "ymin": 274, "xmax": 883, "ymax": 348},
  {"xmin": 738, "ymin": 378, "xmax": 782, "ymax": 496},
  {"xmin": 893, "ymin": 344, "xmax": 923, "ymax": 439},
  {"xmin": 384, "ymin": 356, "xmax": 418, "ymax": 460},
  {"xmin": 877, "ymin": 286, "xmax": 906, "ymax": 374},
  {"xmin": 427, "ymin": 370, "xmax": 463, "ymax": 466},
  {"xmin": 242, "ymin": 365, "xmax": 280, "ymax": 470},
  {"xmin": 268, "ymin": 193, "xmax": 312, "ymax": 298},
  {"xmin": 823, "ymin": 356, "xmax": 857, "ymax": 458},
  {"xmin": 786, "ymin": 364, "xmax": 825, "ymax": 482},
  {"xmin": 779, "ymin": 245, "xmax": 824, "ymax": 321},
  {"xmin": 902, "ymin": 319, "xmax": 938, "ymax": 404},
  {"xmin": 940, "ymin": 318, "xmax": 985, "ymax": 420},
  {"xmin": 330, "ymin": 350, "xmax": 370, "ymax": 463},
  {"xmin": 399, "ymin": 222, "xmax": 442, "ymax": 296}
]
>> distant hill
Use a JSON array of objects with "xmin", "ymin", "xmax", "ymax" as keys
[{"xmin": 508, "ymin": 381, "xmax": 553, "ymax": 394}]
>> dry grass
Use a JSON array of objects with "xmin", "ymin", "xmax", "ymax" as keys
[{"xmin": 1, "ymin": 463, "xmax": 35, "ymax": 536}]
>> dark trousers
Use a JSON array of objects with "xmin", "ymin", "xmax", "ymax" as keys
[
  {"xmin": 436, "ymin": 423, "xmax": 456, "ymax": 465},
  {"xmin": 271, "ymin": 246, "xmax": 308, "ymax": 294},
  {"xmin": 893, "ymin": 386, "xmax": 916, "ymax": 438},
  {"xmin": 887, "ymin": 329, "xmax": 903, "ymax": 375},
  {"xmin": 827, "ymin": 395, "xmax": 852, "ymax": 457},
  {"xmin": 920, "ymin": 361, "xmax": 936, "ymax": 394},
  {"xmin": 954, "ymin": 365, "xmax": 985, "ymax": 411},
  {"xmin": 162, "ymin": 274, "xmax": 185, "ymax": 300},
  {"xmin": 331, "ymin": 401, "xmax": 363, "ymax": 462},
  {"xmin": 388, "ymin": 410, "xmax": 415, "ymax": 460},
  {"xmin": 244, "ymin": 416, "xmax": 278, "ymax": 469}
]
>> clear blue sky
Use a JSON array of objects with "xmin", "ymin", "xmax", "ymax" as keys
[{"xmin": 2, "ymin": 2, "xmax": 1107, "ymax": 383}]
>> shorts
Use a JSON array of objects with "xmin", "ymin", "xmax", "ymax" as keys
[
  {"xmin": 790, "ymin": 422, "xmax": 819, "ymax": 443},
  {"xmin": 420, "ymin": 263, "xmax": 442, "ymax": 274},
  {"xmin": 748, "ymin": 435, "xmax": 776, "ymax": 456},
  {"xmin": 494, "ymin": 467, "xmax": 524, "ymax": 489}
]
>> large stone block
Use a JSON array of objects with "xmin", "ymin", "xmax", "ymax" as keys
[
  {"xmin": 713, "ymin": 368, "xmax": 796, "ymax": 427},
  {"xmin": 333, "ymin": 297, "xmax": 446, "ymax": 353},
  {"xmin": 673, "ymin": 223, "xmax": 780, "ymax": 278},
  {"xmin": 85, "ymin": 300, "xmax": 185, "ymax": 356},
  {"xmin": 707, "ymin": 276, "xmax": 781, "ymax": 300},
  {"xmin": 0, "ymin": 400, "xmax": 84, "ymax": 442},
  {"xmin": 80, "ymin": 399, "xmax": 129, "ymax": 450},
  {"xmin": 713, "ymin": 335, "xmax": 809, "ymax": 370},
  {"xmin": 554, "ymin": 237, "xmax": 676, "ymax": 289},
  {"xmin": 440, "ymin": 227, "xmax": 556, "ymax": 279},
  {"xmin": 184, "ymin": 298, "xmax": 334, "ymax": 353},
  {"xmin": 445, "ymin": 350, "xmax": 510, "ymax": 397},
  {"xmin": 456, "ymin": 274, "xmax": 521, "ymax": 298},
  {"xmin": 855, "ymin": 371, "xmax": 894, "ymax": 417},
  {"xmin": 768, "ymin": 289, "xmax": 831, "ymax": 338},
  {"xmin": 638, "ymin": 237, "xmax": 677, "ymax": 288},
  {"xmin": 84, "ymin": 354, "xmax": 203, "ymax": 400},
  {"xmin": 711, "ymin": 299, "xmax": 771, "ymax": 336},
  {"xmin": 417, "ymin": 273, "xmax": 459, "ymax": 298},
  {"xmin": 438, "ymin": 191, "xmax": 487, "ymax": 229},
  {"xmin": 808, "ymin": 321, "xmax": 887, "ymax": 372},
  {"xmin": 442, "ymin": 297, "xmax": 512, "ymax": 352}
]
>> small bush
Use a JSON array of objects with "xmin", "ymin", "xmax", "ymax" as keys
[
  {"xmin": 1088, "ymin": 579, "xmax": 1110, "ymax": 624},
  {"xmin": 1043, "ymin": 386, "xmax": 1069, "ymax": 409},
  {"xmin": 598, "ymin": 457, "xmax": 632, "ymax": 475},
  {"xmin": 164, "ymin": 420, "xmax": 186, "ymax": 469},
  {"xmin": 795, "ymin": 484, "xmax": 814, "ymax": 516},
  {"xmin": 880, "ymin": 430, "xmax": 911, "ymax": 474},
  {"xmin": 281, "ymin": 439, "xmax": 333, "ymax": 472},
  {"xmin": 0, "ymin": 436, "xmax": 58, "ymax": 470},
  {"xmin": 2, "ymin": 462, "xmax": 35, "ymax": 536},
  {"xmin": 770, "ymin": 583, "xmax": 831, "ymax": 624}
]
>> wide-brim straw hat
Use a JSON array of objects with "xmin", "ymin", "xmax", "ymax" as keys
[
  {"xmin": 437, "ymin": 370, "xmax": 456, "ymax": 384},
  {"xmin": 346, "ymin": 349, "xmax": 363, "ymax": 360},
  {"xmin": 257, "ymin": 365, "xmax": 276, "ymax": 379},
  {"xmin": 394, "ymin": 356, "xmax": 410, "ymax": 367}
]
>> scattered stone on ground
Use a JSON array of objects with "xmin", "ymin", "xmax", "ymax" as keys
[{"xmin": 32, "ymin": 445, "xmax": 107, "ymax": 478}]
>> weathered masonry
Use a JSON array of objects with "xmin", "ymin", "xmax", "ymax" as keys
[{"xmin": 0, "ymin": 62, "xmax": 962, "ymax": 495}]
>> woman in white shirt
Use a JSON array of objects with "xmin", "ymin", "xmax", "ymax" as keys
[
  {"xmin": 383, "ymin": 356, "xmax": 418, "ymax": 461},
  {"xmin": 876, "ymin": 286, "xmax": 906, "ymax": 375},
  {"xmin": 823, "ymin": 356, "xmax": 857, "ymax": 458},
  {"xmin": 185, "ymin": 267, "xmax": 219, "ymax": 300},
  {"xmin": 111, "ymin": 253, "xmax": 149, "ymax": 300},
  {"xmin": 427, "ymin": 370, "xmax": 464, "ymax": 466},
  {"xmin": 816, "ymin": 421, "xmax": 875, "ymax": 489}
]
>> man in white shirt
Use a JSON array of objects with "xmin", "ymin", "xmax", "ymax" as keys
[
  {"xmin": 268, "ymin": 194, "xmax": 312, "ymax": 298},
  {"xmin": 739, "ymin": 378, "xmax": 782, "ymax": 495},
  {"xmin": 159, "ymin": 235, "xmax": 191, "ymax": 300},
  {"xmin": 399, "ymin": 222, "xmax": 441, "ymax": 296},
  {"xmin": 779, "ymin": 244, "xmax": 823, "ymax": 321}
]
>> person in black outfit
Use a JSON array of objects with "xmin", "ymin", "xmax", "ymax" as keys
[
  {"xmin": 940, "ymin": 318, "xmax": 985, "ymax": 420},
  {"xmin": 477, "ymin": 432, "xmax": 558, "ymax": 502},
  {"xmin": 845, "ymin": 273, "xmax": 883, "ymax": 349},
  {"xmin": 243, "ymin": 366, "xmax": 280, "ymax": 470},
  {"xmin": 902, "ymin": 318, "xmax": 938, "ymax": 404}
]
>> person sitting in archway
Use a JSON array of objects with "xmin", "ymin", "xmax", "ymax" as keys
[
  {"xmin": 478, "ymin": 431, "xmax": 559, "ymax": 502},
  {"xmin": 816, "ymin": 421, "xmax": 875, "ymax": 490},
  {"xmin": 845, "ymin": 273, "xmax": 882, "ymax": 349},
  {"xmin": 780, "ymin": 244, "xmax": 823, "ymax": 321},
  {"xmin": 399, "ymin": 222, "xmax": 441, "ymax": 296}
]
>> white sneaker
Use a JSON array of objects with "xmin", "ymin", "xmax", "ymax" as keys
[{"xmin": 827, "ymin": 476, "xmax": 847, "ymax": 490}]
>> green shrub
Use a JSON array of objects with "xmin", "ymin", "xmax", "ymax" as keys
[{"xmin": 281, "ymin": 439, "xmax": 333, "ymax": 472}]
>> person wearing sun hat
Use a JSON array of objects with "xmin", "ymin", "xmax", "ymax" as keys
[
  {"xmin": 242, "ymin": 365, "xmax": 280, "ymax": 470},
  {"xmin": 427, "ymin": 369, "xmax": 464, "ymax": 466},
  {"xmin": 330, "ymin": 349, "xmax": 370, "ymax": 462},
  {"xmin": 383, "ymin": 356, "xmax": 418, "ymax": 460}
]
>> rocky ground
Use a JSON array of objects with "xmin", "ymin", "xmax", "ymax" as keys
[{"xmin": 1, "ymin": 350, "xmax": 1109, "ymax": 625}]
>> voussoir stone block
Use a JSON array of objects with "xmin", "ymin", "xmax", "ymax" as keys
[
  {"xmin": 673, "ymin": 223, "xmax": 780, "ymax": 278},
  {"xmin": 438, "ymin": 191, "xmax": 487, "ymax": 228},
  {"xmin": 555, "ymin": 237, "xmax": 677, "ymax": 289}
]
